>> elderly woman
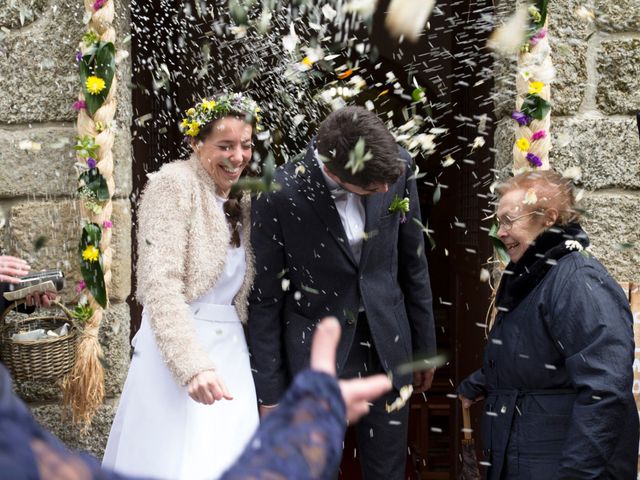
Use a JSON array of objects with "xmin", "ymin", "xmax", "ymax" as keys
[{"xmin": 458, "ymin": 170, "xmax": 638, "ymax": 479}]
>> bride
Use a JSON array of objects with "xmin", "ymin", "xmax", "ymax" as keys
[{"xmin": 103, "ymin": 93, "xmax": 260, "ymax": 479}]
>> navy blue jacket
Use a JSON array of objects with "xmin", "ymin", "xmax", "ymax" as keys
[
  {"xmin": 248, "ymin": 140, "xmax": 436, "ymax": 404},
  {"xmin": 459, "ymin": 226, "xmax": 638, "ymax": 479}
]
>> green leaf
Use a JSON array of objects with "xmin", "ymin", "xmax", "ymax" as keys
[
  {"xmin": 489, "ymin": 222, "xmax": 511, "ymax": 265},
  {"xmin": 79, "ymin": 41, "xmax": 116, "ymax": 115},
  {"xmin": 79, "ymin": 168, "xmax": 110, "ymax": 200},
  {"xmin": 536, "ymin": 0, "xmax": 549, "ymax": 28},
  {"xmin": 229, "ymin": 0, "xmax": 248, "ymax": 25},
  {"xmin": 520, "ymin": 94, "xmax": 552, "ymax": 120},
  {"xmin": 411, "ymin": 87, "xmax": 426, "ymax": 102},
  {"xmin": 78, "ymin": 223, "xmax": 107, "ymax": 308},
  {"xmin": 345, "ymin": 137, "xmax": 373, "ymax": 175},
  {"xmin": 74, "ymin": 135, "xmax": 100, "ymax": 159}
]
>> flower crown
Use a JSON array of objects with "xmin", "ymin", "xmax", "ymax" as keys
[{"xmin": 180, "ymin": 92, "xmax": 262, "ymax": 137}]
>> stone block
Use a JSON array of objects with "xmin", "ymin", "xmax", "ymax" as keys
[
  {"xmin": 0, "ymin": 123, "xmax": 132, "ymax": 200},
  {"xmin": 593, "ymin": 0, "xmax": 640, "ymax": 33},
  {"xmin": 0, "ymin": 126, "xmax": 78, "ymax": 197},
  {"xmin": 550, "ymin": 117, "xmax": 640, "ymax": 190},
  {"xmin": 581, "ymin": 192, "xmax": 640, "ymax": 282},
  {"xmin": 5, "ymin": 198, "xmax": 131, "ymax": 303},
  {"xmin": 549, "ymin": 39, "xmax": 588, "ymax": 115},
  {"xmin": 12, "ymin": 301, "xmax": 131, "ymax": 402},
  {"xmin": 493, "ymin": 56, "xmax": 517, "ymax": 120},
  {"xmin": 0, "ymin": 0, "xmax": 83, "ymax": 123},
  {"xmin": 596, "ymin": 38, "xmax": 640, "ymax": 115},
  {"xmin": 100, "ymin": 302, "xmax": 131, "ymax": 396},
  {"xmin": 0, "ymin": 0, "xmax": 47, "ymax": 29},
  {"xmin": 548, "ymin": 0, "xmax": 592, "ymax": 40},
  {"xmin": 31, "ymin": 400, "xmax": 119, "ymax": 458}
]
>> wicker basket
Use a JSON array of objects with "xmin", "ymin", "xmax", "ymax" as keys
[{"xmin": 0, "ymin": 303, "xmax": 76, "ymax": 382}]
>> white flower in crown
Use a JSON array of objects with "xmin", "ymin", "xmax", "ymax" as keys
[{"xmin": 565, "ymin": 240, "xmax": 584, "ymax": 252}]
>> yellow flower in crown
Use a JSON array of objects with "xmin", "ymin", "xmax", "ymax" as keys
[
  {"xmin": 186, "ymin": 121, "xmax": 200, "ymax": 137},
  {"xmin": 179, "ymin": 92, "xmax": 262, "ymax": 137},
  {"xmin": 529, "ymin": 81, "xmax": 545, "ymax": 95},
  {"xmin": 82, "ymin": 245, "xmax": 100, "ymax": 262},
  {"xmin": 86, "ymin": 75, "xmax": 106, "ymax": 95},
  {"xmin": 516, "ymin": 137, "xmax": 530, "ymax": 152},
  {"xmin": 201, "ymin": 99, "xmax": 217, "ymax": 111}
]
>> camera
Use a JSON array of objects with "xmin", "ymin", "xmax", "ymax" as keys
[{"xmin": 3, "ymin": 269, "xmax": 65, "ymax": 302}]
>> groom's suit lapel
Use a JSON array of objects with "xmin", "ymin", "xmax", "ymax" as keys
[
  {"xmin": 359, "ymin": 191, "xmax": 387, "ymax": 270},
  {"xmin": 296, "ymin": 144, "xmax": 358, "ymax": 268}
]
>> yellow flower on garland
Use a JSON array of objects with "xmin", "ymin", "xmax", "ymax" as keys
[
  {"xmin": 201, "ymin": 99, "xmax": 217, "ymax": 111},
  {"xmin": 529, "ymin": 81, "xmax": 545, "ymax": 95},
  {"xmin": 186, "ymin": 121, "xmax": 200, "ymax": 137},
  {"xmin": 86, "ymin": 75, "xmax": 106, "ymax": 95},
  {"xmin": 82, "ymin": 245, "xmax": 100, "ymax": 262},
  {"xmin": 516, "ymin": 137, "xmax": 530, "ymax": 152}
]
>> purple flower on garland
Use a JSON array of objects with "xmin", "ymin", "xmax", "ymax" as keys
[
  {"xmin": 93, "ymin": 0, "xmax": 106, "ymax": 10},
  {"xmin": 103, "ymin": 220, "xmax": 113, "ymax": 229},
  {"xmin": 531, "ymin": 130, "xmax": 546, "ymax": 141},
  {"xmin": 526, "ymin": 153, "xmax": 542, "ymax": 167},
  {"xmin": 511, "ymin": 111, "xmax": 531, "ymax": 126},
  {"xmin": 87, "ymin": 157, "xmax": 97, "ymax": 169},
  {"xmin": 530, "ymin": 28, "xmax": 548, "ymax": 46},
  {"xmin": 75, "ymin": 51, "xmax": 82, "ymax": 63},
  {"xmin": 76, "ymin": 280, "xmax": 87, "ymax": 294},
  {"xmin": 73, "ymin": 100, "xmax": 87, "ymax": 111}
]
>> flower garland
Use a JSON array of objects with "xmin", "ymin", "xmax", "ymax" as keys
[
  {"xmin": 510, "ymin": 0, "xmax": 552, "ymax": 173},
  {"xmin": 180, "ymin": 93, "xmax": 262, "ymax": 137},
  {"xmin": 62, "ymin": 0, "xmax": 118, "ymax": 429}
]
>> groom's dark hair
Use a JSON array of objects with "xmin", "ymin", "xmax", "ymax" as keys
[{"xmin": 317, "ymin": 106, "xmax": 405, "ymax": 188}]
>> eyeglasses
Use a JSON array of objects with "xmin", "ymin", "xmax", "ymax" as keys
[{"xmin": 495, "ymin": 210, "xmax": 541, "ymax": 231}]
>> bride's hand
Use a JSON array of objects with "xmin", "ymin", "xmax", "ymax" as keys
[{"xmin": 187, "ymin": 370, "xmax": 233, "ymax": 405}]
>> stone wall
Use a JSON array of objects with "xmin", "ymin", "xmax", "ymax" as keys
[
  {"xmin": 494, "ymin": 0, "xmax": 640, "ymax": 282},
  {"xmin": 0, "ymin": 0, "xmax": 132, "ymax": 456}
]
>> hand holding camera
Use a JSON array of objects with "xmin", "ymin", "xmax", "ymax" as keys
[{"xmin": 0, "ymin": 256, "xmax": 64, "ymax": 306}]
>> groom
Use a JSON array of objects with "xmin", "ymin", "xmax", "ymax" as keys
[{"xmin": 248, "ymin": 106, "xmax": 437, "ymax": 479}]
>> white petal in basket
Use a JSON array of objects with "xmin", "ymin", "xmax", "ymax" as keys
[{"xmin": 385, "ymin": 0, "xmax": 435, "ymax": 42}]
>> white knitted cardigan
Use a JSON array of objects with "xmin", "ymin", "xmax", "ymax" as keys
[{"xmin": 135, "ymin": 155, "xmax": 256, "ymax": 386}]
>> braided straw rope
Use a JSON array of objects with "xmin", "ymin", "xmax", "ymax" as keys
[
  {"xmin": 63, "ymin": 0, "xmax": 117, "ymax": 428},
  {"xmin": 513, "ymin": 19, "xmax": 552, "ymax": 173}
]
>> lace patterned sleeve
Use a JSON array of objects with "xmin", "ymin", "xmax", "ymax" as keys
[{"xmin": 221, "ymin": 370, "xmax": 347, "ymax": 480}]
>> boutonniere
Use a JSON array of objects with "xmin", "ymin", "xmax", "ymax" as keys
[{"xmin": 388, "ymin": 195, "xmax": 410, "ymax": 223}]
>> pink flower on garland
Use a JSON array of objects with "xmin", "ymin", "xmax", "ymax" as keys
[
  {"xmin": 76, "ymin": 280, "xmax": 87, "ymax": 294},
  {"xmin": 93, "ymin": 0, "xmax": 106, "ymax": 10},
  {"xmin": 526, "ymin": 153, "xmax": 542, "ymax": 167},
  {"xmin": 103, "ymin": 220, "xmax": 113, "ymax": 229},
  {"xmin": 73, "ymin": 100, "xmax": 87, "ymax": 111},
  {"xmin": 530, "ymin": 28, "xmax": 548, "ymax": 46},
  {"xmin": 531, "ymin": 130, "xmax": 547, "ymax": 141}
]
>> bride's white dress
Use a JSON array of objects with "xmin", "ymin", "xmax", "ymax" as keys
[{"xmin": 103, "ymin": 236, "xmax": 258, "ymax": 480}]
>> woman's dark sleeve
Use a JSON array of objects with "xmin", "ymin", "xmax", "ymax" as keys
[
  {"xmin": 221, "ymin": 370, "xmax": 347, "ymax": 480},
  {"xmin": 547, "ymin": 265, "xmax": 637, "ymax": 479},
  {"xmin": 457, "ymin": 368, "xmax": 487, "ymax": 400}
]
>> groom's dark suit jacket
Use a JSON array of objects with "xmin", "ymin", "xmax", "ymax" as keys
[{"xmin": 248, "ymin": 139, "xmax": 436, "ymax": 405}]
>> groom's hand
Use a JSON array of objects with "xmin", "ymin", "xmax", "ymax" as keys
[
  {"xmin": 311, "ymin": 317, "xmax": 392, "ymax": 423},
  {"xmin": 413, "ymin": 367, "xmax": 436, "ymax": 393}
]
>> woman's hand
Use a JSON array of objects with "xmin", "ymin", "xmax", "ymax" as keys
[
  {"xmin": 459, "ymin": 394, "xmax": 485, "ymax": 409},
  {"xmin": 0, "ymin": 255, "xmax": 30, "ymax": 283},
  {"xmin": 311, "ymin": 317, "xmax": 392, "ymax": 423},
  {"xmin": 187, "ymin": 370, "xmax": 233, "ymax": 405}
]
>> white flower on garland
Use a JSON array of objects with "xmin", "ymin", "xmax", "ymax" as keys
[{"xmin": 565, "ymin": 240, "xmax": 584, "ymax": 252}]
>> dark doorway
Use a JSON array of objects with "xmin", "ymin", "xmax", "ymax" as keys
[{"xmin": 129, "ymin": 1, "xmax": 494, "ymax": 477}]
